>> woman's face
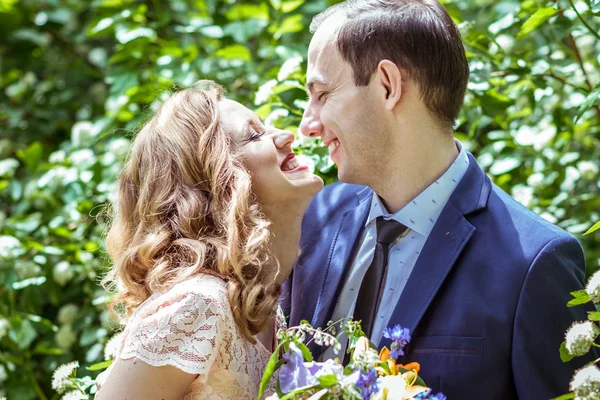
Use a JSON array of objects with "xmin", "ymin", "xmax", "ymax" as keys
[{"xmin": 218, "ymin": 99, "xmax": 323, "ymax": 206}]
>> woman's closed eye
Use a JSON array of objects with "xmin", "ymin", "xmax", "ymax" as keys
[{"xmin": 245, "ymin": 128, "xmax": 265, "ymax": 143}]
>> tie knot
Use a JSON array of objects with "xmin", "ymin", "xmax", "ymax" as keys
[{"xmin": 376, "ymin": 217, "xmax": 407, "ymax": 245}]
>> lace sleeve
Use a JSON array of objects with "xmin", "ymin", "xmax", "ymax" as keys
[{"xmin": 118, "ymin": 278, "xmax": 229, "ymax": 378}]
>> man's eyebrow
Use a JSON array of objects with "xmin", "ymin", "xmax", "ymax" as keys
[{"xmin": 306, "ymin": 77, "xmax": 328, "ymax": 93}]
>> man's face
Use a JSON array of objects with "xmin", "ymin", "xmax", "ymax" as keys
[{"xmin": 300, "ymin": 16, "xmax": 389, "ymax": 185}]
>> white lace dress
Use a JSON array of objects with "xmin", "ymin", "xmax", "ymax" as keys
[{"xmin": 96, "ymin": 274, "xmax": 282, "ymax": 399}]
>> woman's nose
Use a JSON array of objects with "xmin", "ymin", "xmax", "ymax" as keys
[{"xmin": 273, "ymin": 129, "xmax": 295, "ymax": 149}]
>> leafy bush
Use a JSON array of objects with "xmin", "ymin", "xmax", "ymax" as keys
[{"xmin": 0, "ymin": 0, "xmax": 598, "ymax": 398}]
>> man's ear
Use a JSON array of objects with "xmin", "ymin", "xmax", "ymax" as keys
[{"xmin": 376, "ymin": 60, "xmax": 402, "ymax": 110}]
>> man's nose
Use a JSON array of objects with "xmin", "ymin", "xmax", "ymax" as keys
[
  {"xmin": 274, "ymin": 129, "xmax": 295, "ymax": 149},
  {"xmin": 299, "ymin": 105, "xmax": 324, "ymax": 138}
]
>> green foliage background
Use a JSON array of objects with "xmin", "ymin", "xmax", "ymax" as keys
[{"xmin": 0, "ymin": 0, "xmax": 598, "ymax": 398}]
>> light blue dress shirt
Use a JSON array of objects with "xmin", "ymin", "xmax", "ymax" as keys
[{"xmin": 321, "ymin": 141, "xmax": 470, "ymax": 360}]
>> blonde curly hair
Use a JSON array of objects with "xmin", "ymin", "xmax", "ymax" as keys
[{"xmin": 102, "ymin": 82, "xmax": 280, "ymax": 342}]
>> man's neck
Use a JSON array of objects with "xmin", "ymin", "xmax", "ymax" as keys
[{"xmin": 375, "ymin": 138, "xmax": 459, "ymax": 214}]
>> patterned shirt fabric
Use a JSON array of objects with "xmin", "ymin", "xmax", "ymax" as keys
[{"xmin": 321, "ymin": 140, "xmax": 470, "ymax": 361}]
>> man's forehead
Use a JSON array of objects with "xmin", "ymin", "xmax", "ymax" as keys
[{"xmin": 308, "ymin": 12, "xmax": 346, "ymax": 56}]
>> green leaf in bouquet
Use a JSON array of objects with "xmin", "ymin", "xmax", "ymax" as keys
[
  {"xmin": 584, "ymin": 220, "xmax": 600, "ymax": 236},
  {"xmin": 87, "ymin": 359, "xmax": 113, "ymax": 371},
  {"xmin": 575, "ymin": 86, "xmax": 600, "ymax": 123},
  {"xmin": 316, "ymin": 374, "xmax": 338, "ymax": 388},
  {"xmin": 553, "ymin": 392, "xmax": 576, "ymax": 399},
  {"xmin": 559, "ymin": 342, "xmax": 575, "ymax": 362},
  {"xmin": 588, "ymin": 311, "xmax": 600, "ymax": 321},
  {"xmin": 296, "ymin": 341, "xmax": 313, "ymax": 362},
  {"xmin": 396, "ymin": 366, "xmax": 427, "ymax": 387},
  {"xmin": 567, "ymin": 290, "xmax": 591, "ymax": 307},
  {"xmin": 258, "ymin": 342, "xmax": 284, "ymax": 400}
]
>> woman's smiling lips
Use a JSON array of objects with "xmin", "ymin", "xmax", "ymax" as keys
[{"xmin": 281, "ymin": 153, "xmax": 309, "ymax": 173}]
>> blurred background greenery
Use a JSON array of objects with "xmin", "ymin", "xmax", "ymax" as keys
[{"xmin": 0, "ymin": 0, "xmax": 598, "ymax": 398}]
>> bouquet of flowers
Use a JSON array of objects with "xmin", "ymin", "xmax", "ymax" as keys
[{"xmin": 259, "ymin": 319, "xmax": 445, "ymax": 400}]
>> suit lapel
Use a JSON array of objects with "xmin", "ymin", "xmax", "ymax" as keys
[
  {"xmin": 311, "ymin": 187, "xmax": 372, "ymax": 328},
  {"xmin": 307, "ymin": 187, "xmax": 371, "ymax": 357},
  {"xmin": 379, "ymin": 153, "xmax": 492, "ymax": 349}
]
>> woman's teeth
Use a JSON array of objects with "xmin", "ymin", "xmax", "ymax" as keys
[
  {"xmin": 328, "ymin": 140, "xmax": 340, "ymax": 155},
  {"xmin": 282, "ymin": 157, "xmax": 301, "ymax": 171}
]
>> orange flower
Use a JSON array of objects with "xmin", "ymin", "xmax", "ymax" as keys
[
  {"xmin": 379, "ymin": 347, "xmax": 391, "ymax": 362},
  {"xmin": 396, "ymin": 362, "xmax": 420, "ymax": 374}
]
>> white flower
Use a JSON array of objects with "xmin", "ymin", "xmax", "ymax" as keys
[
  {"xmin": 254, "ymin": 79, "xmax": 277, "ymax": 105},
  {"xmin": 566, "ymin": 321, "xmax": 600, "ymax": 357},
  {"xmin": 52, "ymin": 361, "xmax": 79, "ymax": 392},
  {"xmin": 57, "ymin": 304, "xmax": 79, "ymax": 325},
  {"xmin": 0, "ymin": 364, "xmax": 7, "ymax": 382},
  {"xmin": 570, "ymin": 364, "xmax": 600, "ymax": 398},
  {"xmin": 264, "ymin": 108, "xmax": 289, "ymax": 127},
  {"xmin": 16, "ymin": 261, "xmax": 42, "ymax": 280},
  {"xmin": 53, "ymin": 261, "xmax": 74, "ymax": 286},
  {"xmin": 586, "ymin": 270, "xmax": 600, "ymax": 304},
  {"xmin": 371, "ymin": 375, "xmax": 430, "ymax": 400},
  {"xmin": 0, "ymin": 158, "xmax": 19, "ymax": 178},
  {"xmin": 70, "ymin": 149, "xmax": 96, "ymax": 170},
  {"xmin": 277, "ymin": 55, "xmax": 303, "ymax": 81},
  {"xmin": 56, "ymin": 324, "xmax": 77, "ymax": 349},
  {"xmin": 71, "ymin": 121, "xmax": 96, "ymax": 147},
  {"xmin": 61, "ymin": 389, "xmax": 88, "ymax": 400},
  {"xmin": 104, "ymin": 332, "xmax": 124, "ymax": 360},
  {"xmin": 0, "ymin": 235, "xmax": 23, "ymax": 260},
  {"xmin": 512, "ymin": 185, "xmax": 534, "ymax": 208},
  {"xmin": 578, "ymin": 161, "xmax": 599, "ymax": 181},
  {"xmin": 0, "ymin": 318, "xmax": 9, "ymax": 340},
  {"xmin": 49, "ymin": 150, "xmax": 66, "ymax": 164},
  {"xmin": 108, "ymin": 138, "xmax": 131, "ymax": 161}
]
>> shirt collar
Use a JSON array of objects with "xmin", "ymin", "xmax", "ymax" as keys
[{"xmin": 366, "ymin": 140, "xmax": 470, "ymax": 237}]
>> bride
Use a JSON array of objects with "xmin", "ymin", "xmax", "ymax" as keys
[{"xmin": 94, "ymin": 82, "xmax": 323, "ymax": 399}]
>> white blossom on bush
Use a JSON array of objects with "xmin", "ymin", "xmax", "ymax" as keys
[
  {"xmin": 57, "ymin": 304, "xmax": 79, "ymax": 325},
  {"xmin": 570, "ymin": 364, "xmax": 600, "ymax": 399},
  {"xmin": 0, "ymin": 235, "xmax": 23, "ymax": 260},
  {"xmin": 53, "ymin": 261, "xmax": 75, "ymax": 286},
  {"xmin": 61, "ymin": 390, "xmax": 88, "ymax": 400},
  {"xmin": 277, "ymin": 55, "xmax": 302, "ymax": 81},
  {"xmin": 577, "ymin": 161, "xmax": 599, "ymax": 181},
  {"xmin": 0, "ymin": 158, "xmax": 19, "ymax": 178},
  {"xmin": 56, "ymin": 324, "xmax": 77, "ymax": 349},
  {"xmin": 70, "ymin": 149, "xmax": 96, "ymax": 170},
  {"xmin": 586, "ymin": 270, "xmax": 600, "ymax": 304},
  {"xmin": 71, "ymin": 121, "xmax": 96, "ymax": 148},
  {"xmin": 0, "ymin": 318, "xmax": 9, "ymax": 341},
  {"xmin": 254, "ymin": 79, "xmax": 277, "ymax": 105},
  {"xmin": 16, "ymin": 261, "xmax": 42, "ymax": 280},
  {"xmin": 52, "ymin": 361, "xmax": 79, "ymax": 393},
  {"xmin": 566, "ymin": 321, "xmax": 600, "ymax": 357},
  {"xmin": 0, "ymin": 364, "xmax": 7, "ymax": 383},
  {"xmin": 104, "ymin": 332, "xmax": 124, "ymax": 360}
]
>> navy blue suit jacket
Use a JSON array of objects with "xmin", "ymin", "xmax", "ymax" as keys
[{"xmin": 282, "ymin": 153, "xmax": 595, "ymax": 399}]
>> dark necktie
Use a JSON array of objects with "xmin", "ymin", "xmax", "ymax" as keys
[{"xmin": 353, "ymin": 216, "xmax": 408, "ymax": 339}]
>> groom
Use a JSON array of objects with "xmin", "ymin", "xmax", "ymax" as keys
[{"xmin": 281, "ymin": 1, "xmax": 595, "ymax": 399}]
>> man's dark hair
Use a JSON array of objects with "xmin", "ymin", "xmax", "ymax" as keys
[{"xmin": 311, "ymin": 0, "xmax": 470, "ymax": 130}]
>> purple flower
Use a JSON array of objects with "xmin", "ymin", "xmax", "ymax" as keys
[
  {"xmin": 414, "ymin": 389, "xmax": 447, "ymax": 400},
  {"xmin": 279, "ymin": 343, "xmax": 317, "ymax": 393},
  {"xmin": 355, "ymin": 367, "xmax": 379, "ymax": 399},
  {"xmin": 383, "ymin": 325, "xmax": 411, "ymax": 359}
]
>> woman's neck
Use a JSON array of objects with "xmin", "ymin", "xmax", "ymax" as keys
[{"xmin": 262, "ymin": 201, "xmax": 307, "ymax": 284}]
